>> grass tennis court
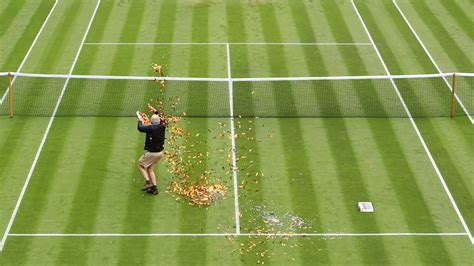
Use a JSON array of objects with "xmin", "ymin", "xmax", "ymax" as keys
[{"xmin": 0, "ymin": 0, "xmax": 473, "ymax": 265}]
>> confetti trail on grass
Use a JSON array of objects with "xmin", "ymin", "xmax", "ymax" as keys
[
  {"xmin": 148, "ymin": 66, "xmax": 229, "ymax": 206},
  {"xmin": 224, "ymin": 204, "xmax": 312, "ymax": 262}
]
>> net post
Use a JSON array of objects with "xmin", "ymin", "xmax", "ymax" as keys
[
  {"xmin": 450, "ymin": 73, "xmax": 456, "ymax": 118},
  {"xmin": 8, "ymin": 72, "xmax": 13, "ymax": 118}
]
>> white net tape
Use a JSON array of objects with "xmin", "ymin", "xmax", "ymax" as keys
[
  {"xmin": 2, "ymin": 71, "xmax": 472, "ymax": 119},
  {"xmin": 457, "ymin": 73, "xmax": 474, "ymax": 77},
  {"xmin": 11, "ymin": 71, "xmax": 453, "ymax": 82}
]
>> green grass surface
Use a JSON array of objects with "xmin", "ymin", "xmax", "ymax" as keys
[{"xmin": 0, "ymin": 0, "xmax": 473, "ymax": 265}]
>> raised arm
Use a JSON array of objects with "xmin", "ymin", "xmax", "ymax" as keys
[{"xmin": 137, "ymin": 121, "xmax": 151, "ymax": 133}]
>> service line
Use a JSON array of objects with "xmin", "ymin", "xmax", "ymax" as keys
[
  {"xmin": 226, "ymin": 43, "xmax": 241, "ymax": 235},
  {"xmin": 84, "ymin": 42, "xmax": 372, "ymax": 46}
]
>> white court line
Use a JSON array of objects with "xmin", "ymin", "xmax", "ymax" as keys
[
  {"xmin": 457, "ymin": 73, "xmax": 474, "ymax": 77},
  {"xmin": 0, "ymin": 0, "xmax": 102, "ymax": 252},
  {"xmin": 351, "ymin": 0, "xmax": 473, "ymax": 245},
  {"xmin": 0, "ymin": 0, "xmax": 59, "ymax": 105},
  {"xmin": 226, "ymin": 43, "xmax": 241, "ymax": 235},
  {"xmin": 84, "ymin": 42, "xmax": 372, "ymax": 46},
  {"xmin": 392, "ymin": 0, "xmax": 473, "ymax": 124},
  {"xmin": 8, "ymin": 232, "xmax": 467, "ymax": 237}
]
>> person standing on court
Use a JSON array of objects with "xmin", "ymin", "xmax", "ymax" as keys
[{"xmin": 137, "ymin": 104, "xmax": 166, "ymax": 195}]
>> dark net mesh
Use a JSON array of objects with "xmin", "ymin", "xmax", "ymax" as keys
[
  {"xmin": 2, "ymin": 76, "xmax": 230, "ymax": 117},
  {"xmin": 233, "ymin": 79, "xmax": 405, "ymax": 117},
  {"xmin": 393, "ymin": 76, "xmax": 466, "ymax": 118},
  {"xmin": 0, "ymin": 74, "xmax": 9, "ymax": 115},
  {"xmin": 455, "ymin": 75, "xmax": 473, "ymax": 117},
  {"xmin": 1, "ymin": 74, "xmax": 471, "ymax": 118},
  {"xmin": 233, "ymin": 76, "xmax": 466, "ymax": 118}
]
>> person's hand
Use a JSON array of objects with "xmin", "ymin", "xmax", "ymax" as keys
[
  {"xmin": 147, "ymin": 103, "xmax": 157, "ymax": 113},
  {"xmin": 159, "ymin": 113, "xmax": 167, "ymax": 126},
  {"xmin": 141, "ymin": 112, "xmax": 151, "ymax": 125}
]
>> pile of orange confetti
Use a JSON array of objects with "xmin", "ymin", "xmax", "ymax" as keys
[{"xmin": 170, "ymin": 183, "xmax": 227, "ymax": 206}]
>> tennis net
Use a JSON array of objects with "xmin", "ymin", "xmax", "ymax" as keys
[
  {"xmin": 455, "ymin": 73, "xmax": 473, "ymax": 118},
  {"xmin": 0, "ymin": 72, "xmax": 472, "ymax": 119}
]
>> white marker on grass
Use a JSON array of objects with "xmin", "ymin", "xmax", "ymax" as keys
[{"xmin": 358, "ymin": 202, "xmax": 374, "ymax": 213}]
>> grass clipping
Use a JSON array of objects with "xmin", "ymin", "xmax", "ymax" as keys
[{"xmin": 152, "ymin": 63, "xmax": 228, "ymax": 206}]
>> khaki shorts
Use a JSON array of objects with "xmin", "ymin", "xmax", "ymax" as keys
[{"xmin": 138, "ymin": 151, "xmax": 163, "ymax": 168}]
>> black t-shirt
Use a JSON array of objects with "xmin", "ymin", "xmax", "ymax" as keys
[{"xmin": 137, "ymin": 121, "xmax": 166, "ymax": 152}]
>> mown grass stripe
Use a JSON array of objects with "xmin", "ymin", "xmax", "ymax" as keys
[
  {"xmin": 361, "ymin": 1, "xmax": 451, "ymax": 118},
  {"xmin": 82, "ymin": 1, "xmax": 153, "ymax": 265},
  {"xmin": 439, "ymin": 0, "xmax": 473, "ymax": 41},
  {"xmin": 186, "ymin": 6, "xmax": 210, "ymax": 116},
  {"xmin": 322, "ymin": 3, "xmax": 442, "ymax": 251},
  {"xmin": 289, "ymin": 0, "xmax": 392, "ymax": 264},
  {"xmin": 176, "ymin": 3, "xmax": 210, "ymax": 265},
  {"xmin": 34, "ymin": 0, "xmax": 84, "ymax": 73},
  {"xmin": 320, "ymin": 0, "xmax": 389, "ymax": 115},
  {"xmin": 0, "ymin": 119, "xmax": 47, "ymax": 194},
  {"xmin": 154, "ymin": 0, "xmax": 177, "ymax": 43},
  {"xmin": 116, "ymin": 137, "xmax": 152, "ymax": 266},
  {"xmin": 0, "ymin": 121, "xmax": 30, "ymax": 187},
  {"xmin": 73, "ymin": 0, "xmax": 114, "ymax": 75},
  {"xmin": 355, "ymin": 119, "xmax": 455, "ymax": 261},
  {"xmin": 54, "ymin": 119, "xmax": 120, "ymax": 264},
  {"xmin": 0, "ymin": 118, "xmax": 51, "ymax": 247},
  {"xmin": 413, "ymin": 119, "xmax": 474, "ymax": 231},
  {"xmin": 0, "ymin": 0, "xmax": 27, "ymax": 38},
  {"xmin": 149, "ymin": 0, "xmax": 177, "ymax": 105},
  {"xmin": 226, "ymin": 0, "xmax": 273, "ymax": 264},
  {"xmin": 175, "ymin": 123, "xmax": 208, "ymax": 266},
  {"xmin": 56, "ymin": 1, "xmax": 146, "ymax": 264},
  {"xmin": 147, "ymin": 0, "xmax": 177, "ymax": 99},
  {"xmin": 226, "ymin": 0, "xmax": 250, "ymax": 77},
  {"xmin": 58, "ymin": 1, "xmax": 112, "ymax": 109},
  {"xmin": 451, "ymin": 118, "xmax": 474, "ymax": 152},
  {"xmin": 440, "ymin": 118, "xmax": 474, "ymax": 181},
  {"xmin": 258, "ymin": 2, "xmax": 329, "ymax": 264},
  {"xmin": 0, "ymin": 0, "xmax": 50, "ymax": 71},
  {"xmin": 134, "ymin": 4, "xmax": 177, "ymax": 243},
  {"xmin": 84, "ymin": 0, "xmax": 115, "ymax": 43},
  {"xmin": 11, "ymin": 1, "xmax": 84, "ymax": 117},
  {"xmin": 357, "ymin": 2, "xmax": 460, "ymax": 262},
  {"xmin": 10, "ymin": 118, "xmax": 76, "ymax": 265},
  {"xmin": 409, "ymin": 1, "xmax": 473, "ymax": 72},
  {"xmin": 378, "ymin": 2, "xmax": 436, "ymax": 74},
  {"xmin": 286, "ymin": 0, "xmax": 339, "ymax": 111}
]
